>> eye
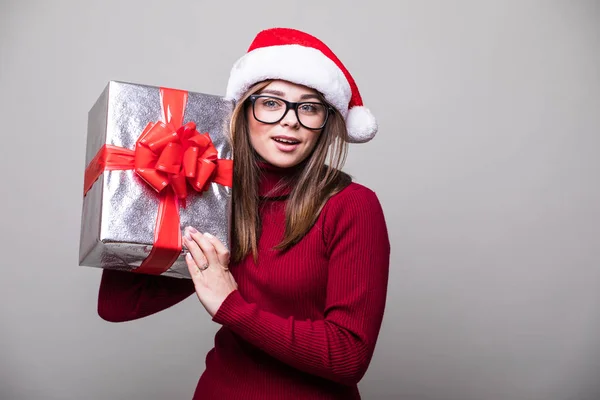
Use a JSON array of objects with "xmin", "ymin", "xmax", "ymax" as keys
[
  {"xmin": 299, "ymin": 103, "xmax": 324, "ymax": 114},
  {"xmin": 261, "ymin": 98, "xmax": 283, "ymax": 109}
]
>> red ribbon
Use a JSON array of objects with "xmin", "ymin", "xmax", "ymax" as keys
[{"xmin": 83, "ymin": 88, "xmax": 233, "ymax": 275}]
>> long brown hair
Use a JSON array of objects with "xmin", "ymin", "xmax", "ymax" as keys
[{"xmin": 230, "ymin": 80, "xmax": 352, "ymax": 263}]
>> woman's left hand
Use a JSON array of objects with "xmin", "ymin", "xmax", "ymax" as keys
[{"xmin": 183, "ymin": 226, "xmax": 238, "ymax": 317}]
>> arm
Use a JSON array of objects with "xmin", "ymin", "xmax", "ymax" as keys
[
  {"xmin": 98, "ymin": 269, "xmax": 195, "ymax": 322},
  {"xmin": 212, "ymin": 186, "xmax": 390, "ymax": 385}
]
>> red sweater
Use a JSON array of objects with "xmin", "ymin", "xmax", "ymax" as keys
[{"xmin": 98, "ymin": 164, "xmax": 391, "ymax": 399}]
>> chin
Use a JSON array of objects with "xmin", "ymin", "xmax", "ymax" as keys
[{"xmin": 263, "ymin": 154, "xmax": 306, "ymax": 169}]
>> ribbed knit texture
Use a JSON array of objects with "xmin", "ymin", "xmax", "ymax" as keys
[{"xmin": 98, "ymin": 163, "xmax": 390, "ymax": 400}]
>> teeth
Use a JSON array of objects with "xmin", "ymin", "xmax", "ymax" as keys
[{"xmin": 274, "ymin": 138, "xmax": 299, "ymax": 144}]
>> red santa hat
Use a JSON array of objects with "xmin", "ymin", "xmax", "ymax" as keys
[{"xmin": 225, "ymin": 27, "xmax": 378, "ymax": 143}]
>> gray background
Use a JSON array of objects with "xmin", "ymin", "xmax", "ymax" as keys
[{"xmin": 1, "ymin": 1, "xmax": 599, "ymax": 399}]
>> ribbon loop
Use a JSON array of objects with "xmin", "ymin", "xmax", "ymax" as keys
[
  {"xmin": 194, "ymin": 160, "xmax": 217, "ymax": 191},
  {"xmin": 156, "ymin": 142, "xmax": 183, "ymax": 174},
  {"xmin": 183, "ymin": 147, "xmax": 199, "ymax": 177},
  {"xmin": 141, "ymin": 122, "xmax": 178, "ymax": 152}
]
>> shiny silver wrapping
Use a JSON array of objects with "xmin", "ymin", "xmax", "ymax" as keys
[{"xmin": 79, "ymin": 81, "xmax": 234, "ymax": 279}]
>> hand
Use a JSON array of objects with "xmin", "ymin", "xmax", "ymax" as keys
[{"xmin": 183, "ymin": 226, "xmax": 238, "ymax": 317}]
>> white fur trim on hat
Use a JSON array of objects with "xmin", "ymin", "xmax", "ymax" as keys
[
  {"xmin": 346, "ymin": 106, "xmax": 378, "ymax": 143},
  {"xmin": 226, "ymin": 44, "xmax": 352, "ymax": 119}
]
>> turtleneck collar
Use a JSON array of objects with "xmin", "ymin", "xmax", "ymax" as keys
[{"xmin": 257, "ymin": 161, "xmax": 302, "ymax": 199}]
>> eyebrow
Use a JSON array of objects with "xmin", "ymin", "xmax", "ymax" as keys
[{"xmin": 258, "ymin": 89, "xmax": 321, "ymax": 101}]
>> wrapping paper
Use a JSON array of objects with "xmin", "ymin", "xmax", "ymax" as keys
[{"xmin": 79, "ymin": 81, "xmax": 234, "ymax": 279}]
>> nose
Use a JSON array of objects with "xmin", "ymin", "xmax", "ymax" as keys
[{"xmin": 280, "ymin": 107, "xmax": 300, "ymax": 129}]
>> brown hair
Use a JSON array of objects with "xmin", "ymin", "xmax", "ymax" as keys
[{"xmin": 229, "ymin": 80, "xmax": 352, "ymax": 263}]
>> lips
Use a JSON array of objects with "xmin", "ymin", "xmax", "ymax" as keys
[{"xmin": 271, "ymin": 135, "xmax": 301, "ymax": 153}]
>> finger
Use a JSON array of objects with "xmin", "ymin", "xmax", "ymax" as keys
[
  {"xmin": 185, "ymin": 252, "xmax": 203, "ymax": 282},
  {"xmin": 183, "ymin": 233, "xmax": 209, "ymax": 270},
  {"xmin": 188, "ymin": 228, "xmax": 220, "ymax": 266},
  {"xmin": 203, "ymin": 232, "xmax": 231, "ymax": 266}
]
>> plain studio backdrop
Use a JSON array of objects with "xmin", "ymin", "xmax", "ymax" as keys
[{"xmin": 1, "ymin": 1, "xmax": 599, "ymax": 399}]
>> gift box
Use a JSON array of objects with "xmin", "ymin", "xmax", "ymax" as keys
[{"xmin": 79, "ymin": 81, "xmax": 234, "ymax": 279}]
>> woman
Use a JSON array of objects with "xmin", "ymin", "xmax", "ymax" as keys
[{"xmin": 98, "ymin": 27, "xmax": 390, "ymax": 399}]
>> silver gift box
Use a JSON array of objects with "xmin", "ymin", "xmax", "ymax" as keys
[{"xmin": 79, "ymin": 81, "xmax": 234, "ymax": 279}]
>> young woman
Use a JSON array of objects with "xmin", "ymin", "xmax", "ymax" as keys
[{"xmin": 98, "ymin": 27, "xmax": 390, "ymax": 399}]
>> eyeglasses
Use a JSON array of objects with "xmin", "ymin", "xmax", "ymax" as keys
[{"xmin": 248, "ymin": 95, "xmax": 333, "ymax": 130}]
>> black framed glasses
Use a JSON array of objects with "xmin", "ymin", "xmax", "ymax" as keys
[{"xmin": 248, "ymin": 95, "xmax": 333, "ymax": 130}]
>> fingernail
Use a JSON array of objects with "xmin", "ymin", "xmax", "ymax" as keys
[
  {"xmin": 204, "ymin": 232, "xmax": 214, "ymax": 239},
  {"xmin": 185, "ymin": 232, "xmax": 192, "ymax": 241},
  {"xmin": 188, "ymin": 226, "xmax": 198, "ymax": 233}
]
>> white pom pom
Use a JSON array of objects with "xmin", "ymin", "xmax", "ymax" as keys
[{"xmin": 345, "ymin": 106, "xmax": 378, "ymax": 143}]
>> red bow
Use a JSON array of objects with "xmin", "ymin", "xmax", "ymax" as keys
[
  {"xmin": 83, "ymin": 87, "xmax": 233, "ymax": 275},
  {"xmin": 134, "ymin": 120, "xmax": 232, "ymax": 206}
]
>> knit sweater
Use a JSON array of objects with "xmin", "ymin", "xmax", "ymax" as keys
[{"xmin": 98, "ymin": 163, "xmax": 391, "ymax": 399}]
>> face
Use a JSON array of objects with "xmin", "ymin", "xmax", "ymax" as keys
[{"xmin": 246, "ymin": 80, "xmax": 325, "ymax": 169}]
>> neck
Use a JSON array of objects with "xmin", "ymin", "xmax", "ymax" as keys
[{"xmin": 257, "ymin": 161, "xmax": 303, "ymax": 198}]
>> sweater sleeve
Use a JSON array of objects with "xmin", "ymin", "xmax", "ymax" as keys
[
  {"xmin": 212, "ymin": 185, "xmax": 391, "ymax": 385},
  {"xmin": 98, "ymin": 269, "xmax": 195, "ymax": 322}
]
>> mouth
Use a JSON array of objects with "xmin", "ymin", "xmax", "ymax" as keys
[
  {"xmin": 272, "ymin": 136, "xmax": 301, "ymax": 145},
  {"xmin": 271, "ymin": 136, "xmax": 302, "ymax": 153}
]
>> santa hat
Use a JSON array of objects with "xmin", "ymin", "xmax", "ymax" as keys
[{"xmin": 225, "ymin": 27, "xmax": 378, "ymax": 143}]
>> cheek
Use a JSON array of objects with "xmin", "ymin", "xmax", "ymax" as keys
[
  {"xmin": 247, "ymin": 112, "xmax": 273, "ymax": 152},
  {"xmin": 248, "ymin": 120, "xmax": 265, "ymax": 141},
  {"xmin": 304, "ymin": 132, "xmax": 321, "ymax": 153}
]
